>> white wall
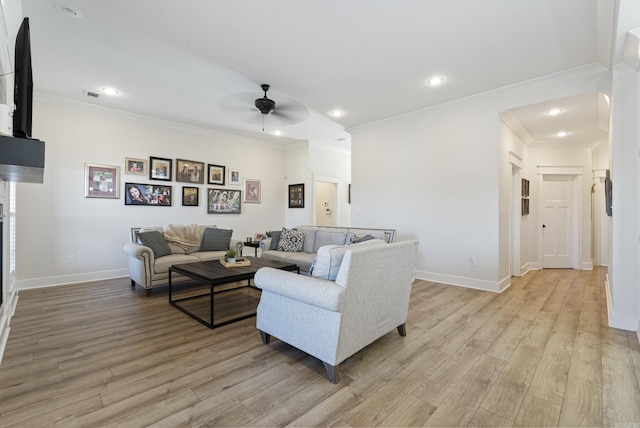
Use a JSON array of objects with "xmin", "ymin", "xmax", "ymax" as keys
[
  {"xmin": 309, "ymin": 143, "xmax": 351, "ymax": 227},
  {"xmin": 351, "ymin": 65, "xmax": 611, "ymax": 292},
  {"xmin": 608, "ymin": 67, "xmax": 640, "ymax": 331},
  {"xmin": 15, "ymin": 96, "xmax": 288, "ymax": 288}
]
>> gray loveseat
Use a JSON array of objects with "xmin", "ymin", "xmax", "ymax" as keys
[
  {"xmin": 123, "ymin": 225, "xmax": 243, "ymax": 296},
  {"xmin": 259, "ymin": 226, "xmax": 396, "ymax": 274}
]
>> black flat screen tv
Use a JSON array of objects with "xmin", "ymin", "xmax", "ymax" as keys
[{"xmin": 12, "ymin": 17, "xmax": 33, "ymax": 139}]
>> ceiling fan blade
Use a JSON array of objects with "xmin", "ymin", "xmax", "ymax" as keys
[{"xmin": 218, "ymin": 88, "xmax": 310, "ymax": 128}]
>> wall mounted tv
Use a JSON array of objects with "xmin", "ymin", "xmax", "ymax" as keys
[{"xmin": 13, "ymin": 17, "xmax": 33, "ymax": 139}]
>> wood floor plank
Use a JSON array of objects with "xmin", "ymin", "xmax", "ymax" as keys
[{"xmin": 0, "ymin": 269, "xmax": 637, "ymax": 427}]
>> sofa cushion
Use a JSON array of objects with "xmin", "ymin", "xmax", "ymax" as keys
[
  {"xmin": 277, "ymin": 228, "xmax": 305, "ymax": 252},
  {"xmin": 137, "ymin": 230, "xmax": 172, "ymax": 257},
  {"xmin": 269, "ymin": 230, "xmax": 282, "ymax": 250},
  {"xmin": 300, "ymin": 229, "xmax": 316, "ymax": 253},
  {"xmin": 313, "ymin": 230, "xmax": 347, "ymax": 252},
  {"xmin": 200, "ymin": 228, "xmax": 232, "ymax": 251},
  {"xmin": 312, "ymin": 239, "xmax": 386, "ymax": 281}
]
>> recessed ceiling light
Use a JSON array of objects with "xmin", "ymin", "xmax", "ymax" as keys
[
  {"xmin": 100, "ymin": 87, "xmax": 120, "ymax": 96},
  {"xmin": 330, "ymin": 110, "xmax": 345, "ymax": 118},
  {"xmin": 54, "ymin": 3, "xmax": 83, "ymax": 18},
  {"xmin": 272, "ymin": 130, "xmax": 281, "ymax": 136},
  {"xmin": 555, "ymin": 131, "xmax": 570, "ymax": 138},
  {"xmin": 426, "ymin": 76, "xmax": 446, "ymax": 87},
  {"xmin": 546, "ymin": 108, "xmax": 565, "ymax": 116}
]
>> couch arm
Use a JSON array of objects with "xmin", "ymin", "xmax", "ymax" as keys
[
  {"xmin": 260, "ymin": 238, "xmax": 272, "ymax": 251},
  {"xmin": 123, "ymin": 242, "xmax": 154, "ymax": 262},
  {"xmin": 230, "ymin": 239, "xmax": 244, "ymax": 255},
  {"xmin": 254, "ymin": 267, "xmax": 344, "ymax": 312}
]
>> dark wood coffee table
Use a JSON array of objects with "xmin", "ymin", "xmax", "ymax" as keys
[{"xmin": 169, "ymin": 257, "xmax": 299, "ymax": 329}]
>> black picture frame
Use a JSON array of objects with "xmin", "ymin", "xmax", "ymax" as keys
[
  {"xmin": 125, "ymin": 182, "xmax": 172, "ymax": 206},
  {"xmin": 207, "ymin": 188, "xmax": 241, "ymax": 214},
  {"xmin": 521, "ymin": 178, "xmax": 530, "ymax": 197},
  {"xmin": 289, "ymin": 183, "xmax": 305, "ymax": 208},
  {"xmin": 149, "ymin": 156, "xmax": 172, "ymax": 181},
  {"xmin": 182, "ymin": 186, "xmax": 199, "ymax": 206},
  {"xmin": 207, "ymin": 164, "xmax": 226, "ymax": 185}
]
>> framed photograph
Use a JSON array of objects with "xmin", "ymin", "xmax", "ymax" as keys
[
  {"xmin": 124, "ymin": 157, "xmax": 146, "ymax": 175},
  {"xmin": 85, "ymin": 163, "xmax": 120, "ymax": 198},
  {"xmin": 149, "ymin": 156, "xmax": 172, "ymax": 181},
  {"xmin": 254, "ymin": 233, "xmax": 265, "ymax": 241},
  {"xmin": 207, "ymin": 164, "xmax": 226, "ymax": 185},
  {"xmin": 125, "ymin": 183, "xmax": 172, "ymax": 205},
  {"xmin": 243, "ymin": 178, "xmax": 261, "ymax": 203},
  {"xmin": 176, "ymin": 159, "xmax": 205, "ymax": 184},
  {"xmin": 228, "ymin": 168, "xmax": 242, "ymax": 186},
  {"xmin": 288, "ymin": 183, "xmax": 305, "ymax": 208},
  {"xmin": 521, "ymin": 178, "xmax": 530, "ymax": 197},
  {"xmin": 207, "ymin": 188, "xmax": 241, "ymax": 214},
  {"xmin": 522, "ymin": 198, "xmax": 529, "ymax": 216},
  {"xmin": 182, "ymin": 186, "xmax": 199, "ymax": 206}
]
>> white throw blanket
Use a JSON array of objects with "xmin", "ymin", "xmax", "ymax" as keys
[{"xmin": 162, "ymin": 224, "xmax": 201, "ymax": 249}]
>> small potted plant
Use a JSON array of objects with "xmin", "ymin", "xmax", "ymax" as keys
[
  {"xmin": 225, "ymin": 249, "xmax": 237, "ymax": 263},
  {"xmin": 265, "ymin": 230, "xmax": 272, "ymax": 238}
]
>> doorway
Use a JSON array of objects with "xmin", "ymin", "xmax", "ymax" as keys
[
  {"xmin": 537, "ymin": 166, "xmax": 584, "ymax": 270},
  {"xmin": 315, "ymin": 181, "xmax": 337, "ymax": 227}
]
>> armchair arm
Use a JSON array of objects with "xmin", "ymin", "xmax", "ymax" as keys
[
  {"xmin": 260, "ymin": 238, "xmax": 272, "ymax": 251},
  {"xmin": 254, "ymin": 267, "xmax": 344, "ymax": 312}
]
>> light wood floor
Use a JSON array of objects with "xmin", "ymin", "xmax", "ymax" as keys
[{"xmin": 1, "ymin": 267, "xmax": 639, "ymax": 427}]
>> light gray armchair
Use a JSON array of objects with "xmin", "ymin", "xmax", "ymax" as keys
[{"xmin": 254, "ymin": 240, "xmax": 419, "ymax": 383}]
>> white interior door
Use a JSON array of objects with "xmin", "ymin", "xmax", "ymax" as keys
[
  {"xmin": 542, "ymin": 175, "xmax": 573, "ymax": 268},
  {"xmin": 315, "ymin": 181, "xmax": 337, "ymax": 227}
]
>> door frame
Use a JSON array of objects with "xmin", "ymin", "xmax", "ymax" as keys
[
  {"xmin": 509, "ymin": 152, "xmax": 523, "ymax": 277},
  {"xmin": 537, "ymin": 165, "xmax": 584, "ymax": 270}
]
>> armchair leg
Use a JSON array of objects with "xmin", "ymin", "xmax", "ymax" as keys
[
  {"xmin": 145, "ymin": 288, "xmax": 152, "ymax": 297},
  {"xmin": 323, "ymin": 362, "xmax": 340, "ymax": 384},
  {"xmin": 259, "ymin": 330, "xmax": 271, "ymax": 344},
  {"xmin": 397, "ymin": 323, "xmax": 407, "ymax": 336}
]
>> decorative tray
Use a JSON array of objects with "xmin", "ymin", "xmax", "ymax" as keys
[{"xmin": 219, "ymin": 257, "xmax": 251, "ymax": 268}]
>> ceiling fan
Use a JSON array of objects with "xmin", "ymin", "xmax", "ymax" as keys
[{"xmin": 219, "ymin": 83, "xmax": 310, "ymax": 130}]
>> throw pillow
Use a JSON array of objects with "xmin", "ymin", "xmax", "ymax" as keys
[
  {"xmin": 269, "ymin": 230, "xmax": 282, "ymax": 250},
  {"xmin": 200, "ymin": 228, "xmax": 233, "ymax": 251},
  {"xmin": 137, "ymin": 230, "xmax": 172, "ymax": 258},
  {"xmin": 312, "ymin": 239, "xmax": 387, "ymax": 280},
  {"xmin": 277, "ymin": 228, "xmax": 304, "ymax": 252}
]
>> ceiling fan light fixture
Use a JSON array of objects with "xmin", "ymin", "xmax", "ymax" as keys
[
  {"xmin": 330, "ymin": 109, "xmax": 345, "ymax": 117},
  {"xmin": 255, "ymin": 84, "xmax": 276, "ymax": 115}
]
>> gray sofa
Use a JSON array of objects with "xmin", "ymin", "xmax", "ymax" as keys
[
  {"xmin": 123, "ymin": 225, "xmax": 243, "ymax": 296},
  {"xmin": 255, "ymin": 239, "xmax": 419, "ymax": 383},
  {"xmin": 259, "ymin": 226, "xmax": 396, "ymax": 274}
]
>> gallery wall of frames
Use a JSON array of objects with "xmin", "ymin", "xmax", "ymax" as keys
[{"xmin": 85, "ymin": 156, "xmax": 262, "ymax": 214}]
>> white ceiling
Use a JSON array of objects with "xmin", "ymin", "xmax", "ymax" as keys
[{"xmin": 20, "ymin": 0, "xmax": 624, "ymax": 149}]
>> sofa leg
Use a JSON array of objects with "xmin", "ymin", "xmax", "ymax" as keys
[
  {"xmin": 259, "ymin": 330, "xmax": 271, "ymax": 344},
  {"xmin": 323, "ymin": 362, "xmax": 340, "ymax": 384},
  {"xmin": 145, "ymin": 288, "xmax": 152, "ymax": 297},
  {"xmin": 397, "ymin": 323, "xmax": 407, "ymax": 336},
  {"xmin": 130, "ymin": 279, "xmax": 135, "ymax": 287}
]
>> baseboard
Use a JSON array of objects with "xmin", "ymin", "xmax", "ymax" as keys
[
  {"xmin": 415, "ymin": 270, "xmax": 502, "ymax": 293},
  {"xmin": 605, "ymin": 273, "xmax": 640, "ymax": 332},
  {"xmin": 0, "ymin": 289, "xmax": 18, "ymax": 366},
  {"xmin": 17, "ymin": 268, "xmax": 129, "ymax": 290},
  {"xmin": 580, "ymin": 261, "xmax": 594, "ymax": 270}
]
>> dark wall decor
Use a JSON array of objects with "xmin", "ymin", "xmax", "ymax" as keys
[
  {"xmin": 125, "ymin": 182, "xmax": 172, "ymax": 205},
  {"xmin": 149, "ymin": 156, "xmax": 172, "ymax": 181},
  {"xmin": 207, "ymin": 188, "xmax": 241, "ymax": 214},
  {"xmin": 289, "ymin": 183, "xmax": 305, "ymax": 208}
]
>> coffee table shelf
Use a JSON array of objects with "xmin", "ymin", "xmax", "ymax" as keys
[{"xmin": 169, "ymin": 257, "xmax": 298, "ymax": 329}]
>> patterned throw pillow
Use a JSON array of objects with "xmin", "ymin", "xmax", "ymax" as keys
[{"xmin": 277, "ymin": 228, "xmax": 304, "ymax": 252}]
